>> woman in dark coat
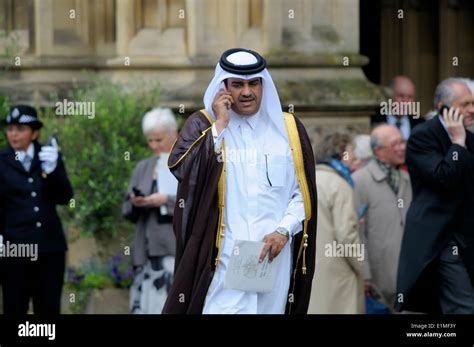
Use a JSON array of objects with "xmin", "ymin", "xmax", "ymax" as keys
[{"xmin": 0, "ymin": 105, "xmax": 73, "ymax": 315}]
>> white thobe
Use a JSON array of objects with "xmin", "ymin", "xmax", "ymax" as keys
[{"xmin": 202, "ymin": 110, "xmax": 305, "ymax": 314}]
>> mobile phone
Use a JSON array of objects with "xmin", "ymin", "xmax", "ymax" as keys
[
  {"xmin": 221, "ymin": 81, "xmax": 234, "ymax": 109},
  {"xmin": 439, "ymin": 104, "xmax": 450, "ymax": 116},
  {"xmin": 132, "ymin": 187, "xmax": 144, "ymax": 197},
  {"xmin": 47, "ymin": 135, "xmax": 58, "ymax": 146}
]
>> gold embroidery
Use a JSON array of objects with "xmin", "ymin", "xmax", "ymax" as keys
[
  {"xmin": 283, "ymin": 112, "xmax": 313, "ymax": 313},
  {"xmin": 197, "ymin": 110, "xmax": 227, "ymax": 266},
  {"xmin": 169, "ymin": 110, "xmax": 312, "ymax": 280},
  {"xmin": 168, "ymin": 111, "xmax": 213, "ymax": 169}
]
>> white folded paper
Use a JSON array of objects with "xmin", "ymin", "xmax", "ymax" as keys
[
  {"xmin": 156, "ymin": 152, "xmax": 178, "ymax": 215},
  {"xmin": 224, "ymin": 240, "xmax": 282, "ymax": 293}
]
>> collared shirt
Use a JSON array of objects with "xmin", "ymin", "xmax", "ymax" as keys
[
  {"xmin": 15, "ymin": 143, "xmax": 35, "ymax": 162},
  {"xmin": 375, "ymin": 158, "xmax": 400, "ymax": 194},
  {"xmin": 438, "ymin": 115, "xmax": 453, "ymax": 142},
  {"xmin": 206, "ymin": 109, "xmax": 304, "ymax": 314},
  {"xmin": 16, "ymin": 143, "xmax": 35, "ymax": 172},
  {"xmin": 387, "ymin": 114, "xmax": 411, "ymax": 140}
]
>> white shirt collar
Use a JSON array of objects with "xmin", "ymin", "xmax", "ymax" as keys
[
  {"xmin": 245, "ymin": 112, "xmax": 259, "ymax": 129},
  {"xmin": 438, "ymin": 115, "xmax": 453, "ymax": 141},
  {"xmin": 16, "ymin": 143, "xmax": 35, "ymax": 161},
  {"xmin": 228, "ymin": 111, "xmax": 244, "ymax": 131},
  {"xmin": 228, "ymin": 110, "xmax": 260, "ymax": 131},
  {"xmin": 27, "ymin": 143, "xmax": 34, "ymax": 158}
]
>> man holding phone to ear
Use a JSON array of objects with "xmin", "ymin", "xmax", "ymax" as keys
[
  {"xmin": 396, "ymin": 78, "xmax": 474, "ymax": 314},
  {"xmin": 163, "ymin": 48, "xmax": 317, "ymax": 314}
]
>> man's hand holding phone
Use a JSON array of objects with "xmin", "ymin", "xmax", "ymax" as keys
[
  {"xmin": 441, "ymin": 105, "xmax": 466, "ymax": 148},
  {"xmin": 212, "ymin": 85, "xmax": 234, "ymax": 135}
]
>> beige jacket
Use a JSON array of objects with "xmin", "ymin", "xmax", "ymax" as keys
[
  {"xmin": 352, "ymin": 159, "xmax": 412, "ymax": 310},
  {"xmin": 308, "ymin": 164, "xmax": 365, "ymax": 314}
]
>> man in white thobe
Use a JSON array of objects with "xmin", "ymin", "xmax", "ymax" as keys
[{"xmin": 163, "ymin": 48, "xmax": 317, "ymax": 314}]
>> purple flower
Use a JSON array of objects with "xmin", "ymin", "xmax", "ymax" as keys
[
  {"xmin": 106, "ymin": 253, "xmax": 133, "ymax": 288},
  {"xmin": 66, "ymin": 266, "xmax": 85, "ymax": 287}
]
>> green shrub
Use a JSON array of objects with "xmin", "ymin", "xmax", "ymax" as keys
[
  {"xmin": 41, "ymin": 76, "xmax": 161, "ymax": 236},
  {"xmin": 0, "ymin": 75, "xmax": 182, "ymax": 239},
  {"xmin": 65, "ymin": 261, "xmax": 112, "ymax": 314},
  {"xmin": 65, "ymin": 255, "xmax": 133, "ymax": 313}
]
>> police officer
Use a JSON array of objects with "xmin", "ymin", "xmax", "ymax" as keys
[{"xmin": 0, "ymin": 105, "xmax": 73, "ymax": 315}]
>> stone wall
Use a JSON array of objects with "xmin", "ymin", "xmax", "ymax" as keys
[{"xmin": 0, "ymin": 0, "xmax": 383, "ymax": 144}]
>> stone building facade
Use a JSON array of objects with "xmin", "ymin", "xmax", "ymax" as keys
[{"xmin": 1, "ymin": 0, "xmax": 473, "ymax": 146}]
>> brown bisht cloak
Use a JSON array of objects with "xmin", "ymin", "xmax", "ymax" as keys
[{"xmin": 162, "ymin": 110, "xmax": 317, "ymax": 314}]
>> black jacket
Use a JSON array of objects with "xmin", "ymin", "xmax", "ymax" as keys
[
  {"xmin": 396, "ymin": 117, "xmax": 474, "ymax": 313},
  {"xmin": 0, "ymin": 141, "xmax": 73, "ymax": 253}
]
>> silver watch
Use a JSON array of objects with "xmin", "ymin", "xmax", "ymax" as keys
[{"xmin": 275, "ymin": 227, "xmax": 290, "ymax": 239}]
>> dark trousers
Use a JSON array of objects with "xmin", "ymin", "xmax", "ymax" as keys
[
  {"xmin": 2, "ymin": 252, "xmax": 65, "ymax": 316},
  {"xmin": 438, "ymin": 241, "xmax": 474, "ymax": 314}
]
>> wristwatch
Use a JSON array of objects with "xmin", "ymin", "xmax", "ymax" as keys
[{"xmin": 275, "ymin": 227, "xmax": 290, "ymax": 239}]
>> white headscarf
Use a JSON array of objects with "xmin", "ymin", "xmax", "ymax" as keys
[{"xmin": 203, "ymin": 51, "xmax": 288, "ymax": 139}]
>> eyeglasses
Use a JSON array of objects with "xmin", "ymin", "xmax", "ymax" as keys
[
  {"xmin": 378, "ymin": 139, "xmax": 405, "ymax": 149},
  {"xmin": 388, "ymin": 139, "xmax": 406, "ymax": 148}
]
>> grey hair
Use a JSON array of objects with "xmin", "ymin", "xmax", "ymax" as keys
[
  {"xmin": 460, "ymin": 78, "xmax": 474, "ymax": 95},
  {"xmin": 370, "ymin": 124, "xmax": 388, "ymax": 151},
  {"xmin": 370, "ymin": 134, "xmax": 381, "ymax": 151},
  {"xmin": 142, "ymin": 107, "xmax": 177, "ymax": 135},
  {"xmin": 353, "ymin": 134, "xmax": 373, "ymax": 162},
  {"xmin": 314, "ymin": 132, "xmax": 352, "ymax": 163},
  {"xmin": 433, "ymin": 78, "xmax": 468, "ymax": 109}
]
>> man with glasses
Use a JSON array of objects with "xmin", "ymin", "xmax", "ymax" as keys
[
  {"xmin": 371, "ymin": 75, "xmax": 424, "ymax": 140},
  {"xmin": 353, "ymin": 125, "xmax": 411, "ymax": 311}
]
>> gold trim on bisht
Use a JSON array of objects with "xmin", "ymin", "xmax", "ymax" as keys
[
  {"xmin": 169, "ymin": 109, "xmax": 311, "ymax": 275},
  {"xmin": 168, "ymin": 128, "xmax": 212, "ymax": 169},
  {"xmin": 199, "ymin": 110, "xmax": 227, "ymax": 267},
  {"xmin": 283, "ymin": 112, "xmax": 312, "ymax": 275}
]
